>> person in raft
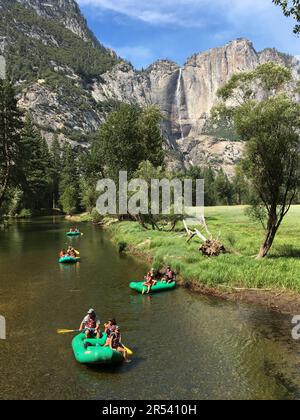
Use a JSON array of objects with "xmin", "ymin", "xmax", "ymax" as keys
[
  {"xmin": 104, "ymin": 318, "xmax": 117, "ymax": 337},
  {"xmin": 79, "ymin": 308, "xmax": 101, "ymax": 339},
  {"xmin": 142, "ymin": 268, "xmax": 157, "ymax": 294},
  {"xmin": 109, "ymin": 326, "xmax": 128, "ymax": 361},
  {"xmin": 59, "ymin": 249, "xmax": 66, "ymax": 258},
  {"xmin": 162, "ymin": 266, "xmax": 176, "ymax": 284},
  {"xmin": 67, "ymin": 246, "xmax": 79, "ymax": 257},
  {"xmin": 103, "ymin": 318, "xmax": 117, "ymax": 346}
]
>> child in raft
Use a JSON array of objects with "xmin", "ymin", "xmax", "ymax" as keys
[
  {"xmin": 142, "ymin": 268, "xmax": 157, "ymax": 294},
  {"xmin": 104, "ymin": 318, "xmax": 117, "ymax": 335},
  {"xmin": 104, "ymin": 318, "xmax": 117, "ymax": 345},
  {"xmin": 162, "ymin": 266, "xmax": 176, "ymax": 284},
  {"xmin": 67, "ymin": 246, "xmax": 79, "ymax": 258},
  {"xmin": 59, "ymin": 249, "xmax": 66, "ymax": 258},
  {"xmin": 109, "ymin": 326, "xmax": 128, "ymax": 361}
]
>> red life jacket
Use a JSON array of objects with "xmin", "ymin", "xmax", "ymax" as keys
[{"xmin": 85, "ymin": 316, "xmax": 96, "ymax": 329}]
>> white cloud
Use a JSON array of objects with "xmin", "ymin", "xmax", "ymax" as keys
[
  {"xmin": 78, "ymin": 0, "xmax": 275, "ymax": 27},
  {"xmin": 78, "ymin": 0, "xmax": 300, "ymax": 63}
]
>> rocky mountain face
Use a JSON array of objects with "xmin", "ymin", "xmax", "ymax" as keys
[
  {"xmin": 0, "ymin": 0, "xmax": 119, "ymax": 146},
  {"xmin": 92, "ymin": 39, "xmax": 300, "ymax": 174},
  {"xmin": 15, "ymin": 0, "xmax": 96, "ymax": 43},
  {"xmin": 1, "ymin": 0, "xmax": 299, "ymax": 175}
]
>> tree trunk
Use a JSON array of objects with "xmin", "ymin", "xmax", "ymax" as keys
[{"xmin": 257, "ymin": 220, "xmax": 278, "ymax": 259}]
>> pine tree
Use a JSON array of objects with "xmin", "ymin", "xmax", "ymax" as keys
[
  {"xmin": 137, "ymin": 106, "xmax": 165, "ymax": 167},
  {"xmin": 20, "ymin": 116, "xmax": 51, "ymax": 211},
  {"xmin": 0, "ymin": 78, "xmax": 23, "ymax": 209},
  {"xmin": 214, "ymin": 169, "xmax": 234, "ymax": 205},
  {"xmin": 59, "ymin": 143, "xmax": 79, "ymax": 215},
  {"xmin": 203, "ymin": 167, "xmax": 217, "ymax": 206},
  {"xmin": 50, "ymin": 134, "xmax": 62, "ymax": 209}
]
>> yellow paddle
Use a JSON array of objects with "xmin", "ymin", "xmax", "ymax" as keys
[
  {"xmin": 57, "ymin": 329, "xmax": 134, "ymax": 356},
  {"xmin": 123, "ymin": 346, "xmax": 134, "ymax": 357},
  {"xmin": 57, "ymin": 329, "xmax": 80, "ymax": 334}
]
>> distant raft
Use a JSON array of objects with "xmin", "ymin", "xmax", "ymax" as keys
[
  {"xmin": 72, "ymin": 333, "xmax": 123, "ymax": 365},
  {"xmin": 129, "ymin": 281, "xmax": 176, "ymax": 294},
  {"xmin": 59, "ymin": 256, "xmax": 80, "ymax": 264},
  {"xmin": 66, "ymin": 231, "xmax": 81, "ymax": 237}
]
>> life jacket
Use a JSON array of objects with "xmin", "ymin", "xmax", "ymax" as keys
[
  {"xmin": 85, "ymin": 316, "xmax": 97, "ymax": 329},
  {"xmin": 146, "ymin": 272, "xmax": 155, "ymax": 282},
  {"xmin": 111, "ymin": 331, "xmax": 120, "ymax": 349},
  {"xmin": 106, "ymin": 324, "xmax": 116, "ymax": 337}
]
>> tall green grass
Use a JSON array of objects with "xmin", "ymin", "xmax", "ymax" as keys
[{"xmin": 108, "ymin": 206, "xmax": 300, "ymax": 292}]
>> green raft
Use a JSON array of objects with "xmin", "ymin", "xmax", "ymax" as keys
[
  {"xmin": 66, "ymin": 231, "xmax": 81, "ymax": 237},
  {"xmin": 59, "ymin": 256, "xmax": 80, "ymax": 264},
  {"xmin": 130, "ymin": 281, "xmax": 176, "ymax": 294},
  {"xmin": 72, "ymin": 333, "xmax": 123, "ymax": 365}
]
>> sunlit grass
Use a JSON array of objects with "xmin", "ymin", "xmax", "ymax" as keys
[{"xmin": 109, "ymin": 206, "xmax": 300, "ymax": 292}]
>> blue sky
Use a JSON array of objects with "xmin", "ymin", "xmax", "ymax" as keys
[{"xmin": 77, "ymin": 0, "xmax": 300, "ymax": 69}]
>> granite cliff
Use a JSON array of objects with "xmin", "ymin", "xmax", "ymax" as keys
[{"xmin": 1, "ymin": 0, "xmax": 299, "ymax": 175}]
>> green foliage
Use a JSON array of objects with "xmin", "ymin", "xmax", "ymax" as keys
[
  {"xmin": 273, "ymin": 0, "xmax": 300, "ymax": 34},
  {"xmin": 49, "ymin": 134, "xmax": 62, "ymax": 208},
  {"xmin": 215, "ymin": 63, "xmax": 300, "ymax": 257},
  {"xmin": 217, "ymin": 63, "xmax": 292, "ymax": 103},
  {"xmin": 0, "ymin": 78, "xmax": 24, "ymax": 208},
  {"xmin": 79, "ymin": 178, "xmax": 98, "ymax": 214},
  {"xmin": 92, "ymin": 104, "xmax": 165, "ymax": 183},
  {"xmin": 109, "ymin": 205, "xmax": 300, "ymax": 292},
  {"xmin": 59, "ymin": 144, "xmax": 79, "ymax": 215},
  {"xmin": 217, "ymin": 72, "xmax": 256, "ymax": 102},
  {"xmin": 17, "ymin": 208, "xmax": 32, "ymax": 219},
  {"xmin": 3, "ymin": 2, "xmax": 119, "ymax": 85},
  {"xmin": 132, "ymin": 161, "xmax": 184, "ymax": 230},
  {"xmin": 181, "ymin": 166, "xmax": 214, "ymax": 206},
  {"xmin": 245, "ymin": 202, "xmax": 268, "ymax": 230},
  {"xmin": 137, "ymin": 105, "xmax": 165, "ymax": 167},
  {"xmin": 6, "ymin": 188, "xmax": 23, "ymax": 217},
  {"xmin": 214, "ymin": 170, "xmax": 234, "ymax": 205},
  {"xmin": 236, "ymin": 95, "xmax": 300, "ymax": 206},
  {"xmin": 20, "ymin": 116, "xmax": 53, "ymax": 210},
  {"xmin": 255, "ymin": 63, "xmax": 292, "ymax": 91},
  {"xmin": 59, "ymin": 185, "xmax": 78, "ymax": 216},
  {"xmin": 90, "ymin": 208, "xmax": 103, "ymax": 224}
]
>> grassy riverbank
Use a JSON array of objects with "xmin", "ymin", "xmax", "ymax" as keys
[{"xmin": 108, "ymin": 206, "xmax": 300, "ymax": 293}]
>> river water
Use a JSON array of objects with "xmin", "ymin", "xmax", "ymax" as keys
[{"xmin": 0, "ymin": 219, "xmax": 300, "ymax": 400}]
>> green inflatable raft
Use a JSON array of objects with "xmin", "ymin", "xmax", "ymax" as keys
[
  {"xmin": 72, "ymin": 333, "xmax": 123, "ymax": 365},
  {"xmin": 66, "ymin": 231, "xmax": 81, "ymax": 237},
  {"xmin": 59, "ymin": 256, "xmax": 80, "ymax": 264},
  {"xmin": 130, "ymin": 281, "xmax": 176, "ymax": 294}
]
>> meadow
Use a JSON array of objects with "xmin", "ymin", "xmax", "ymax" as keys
[{"xmin": 108, "ymin": 206, "xmax": 300, "ymax": 292}]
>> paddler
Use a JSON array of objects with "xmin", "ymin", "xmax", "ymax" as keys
[
  {"xmin": 162, "ymin": 266, "xmax": 176, "ymax": 284},
  {"xmin": 142, "ymin": 268, "xmax": 157, "ymax": 294},
  {"xmin": 79, "ymin": 308, "xmax": 101, "ymax": 339}
]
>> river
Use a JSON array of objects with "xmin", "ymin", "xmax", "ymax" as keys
[{"xmin": 0, "ymin": 218, "xmax": 300, "ymax": 400}]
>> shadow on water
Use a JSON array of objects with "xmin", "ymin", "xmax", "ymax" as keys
[{"xmin": 87, "ymin": 356, "xmax": 146, "ymax": 374}]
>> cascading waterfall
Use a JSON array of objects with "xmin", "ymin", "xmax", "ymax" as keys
[{"xmin": 176, "ymin": 67, "xmax": 184, "ymax": 141}]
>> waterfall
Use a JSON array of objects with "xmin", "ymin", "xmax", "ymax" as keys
[{"xmin": 176, "ymin": 68, "xmax": 184, "ymax": 141}]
